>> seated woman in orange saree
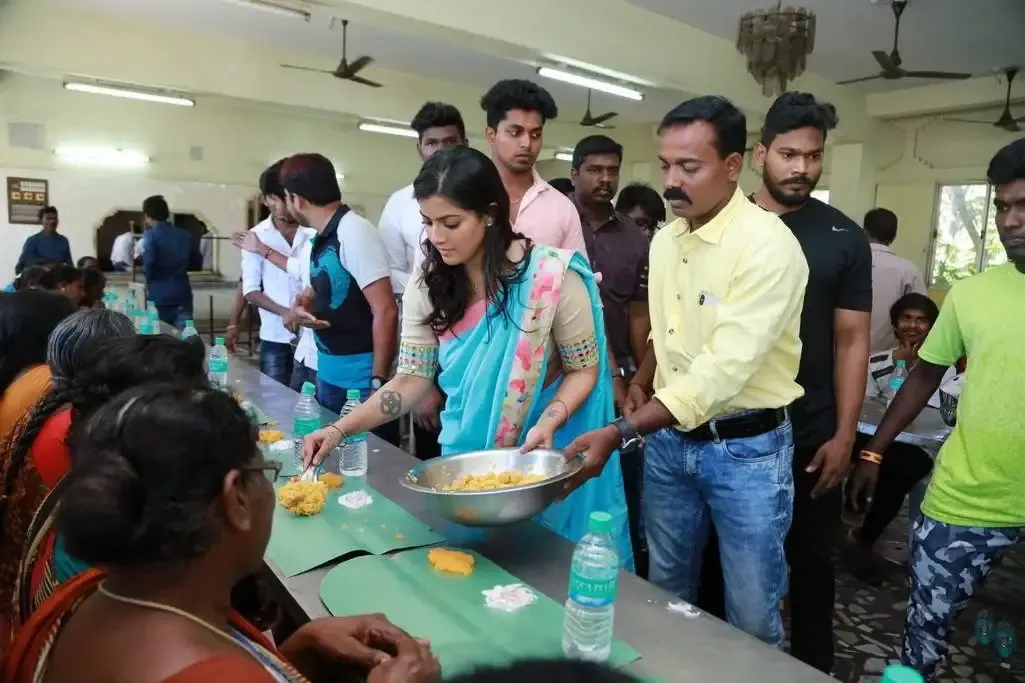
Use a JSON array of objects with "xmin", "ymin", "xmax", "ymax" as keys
[{"xmin": 3, "ymin": 384, "xmax": 438, "ymax": 683}]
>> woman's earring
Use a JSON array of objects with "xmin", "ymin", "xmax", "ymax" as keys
[{"xmin": 486, "ymin": 218, "xmax": 494, "ymax": 226}]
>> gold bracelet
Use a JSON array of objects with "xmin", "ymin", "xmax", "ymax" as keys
[
  {"xmin": 859, "ymin": 450, "xmax": 884, "ymax": 465},
  {"xmin": 325, "ymin": 423, "xmax": 347, "ymax": 442}
]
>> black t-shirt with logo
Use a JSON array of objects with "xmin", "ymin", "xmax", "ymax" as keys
[{"xmin": 776, "ymin": 198, "xmax": 873, "ymax": 448}]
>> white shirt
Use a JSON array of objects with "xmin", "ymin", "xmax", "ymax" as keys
[
  {"xmin": 379, "ymin": 183, "xmax": 424, "ymax": 294},
  {"xmin": 110, "ymin": 232, "xmax": 135, "ymax": 266},
  {"xmin": 287, "ymin": 238, "xmax": 318, "ymax": 370},
  {"xmin": 241, "ymin": 219, "xmax": 314, "ymax": 344},
  {"xmin": 866, "ymin": 349, "xmax": 955, "ymax": 409},
  {"xmin": 869, "ymin": 242, "xmax": 927, "ymax": 353}
]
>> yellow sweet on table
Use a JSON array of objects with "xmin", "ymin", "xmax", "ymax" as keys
[
  {"xmin": 277, "ymin": 481, "xmax": 328, "ymax": 516},
  {"xmin": 428, "ymin": 548, "xmax": 475, "ymax": 576},
  {"xmin": 442, "ymin": 471, "xmax": 546, "ymax": 491},
  {"xmin": 258, "ymin": 429, "xmax": 285, "ymax": 444},
  {"xmin": 320, "ymin": 472, "xmax": 344, "ymax": 489}
]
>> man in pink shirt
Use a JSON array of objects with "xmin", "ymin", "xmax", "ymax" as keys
[{"xmin": 480, "ymin": 79, "xmax": 587, "ymax": 256}]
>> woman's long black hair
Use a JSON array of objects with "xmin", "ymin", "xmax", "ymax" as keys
[
  {"xmin": 0, "ymin": 291, "xmax": 77, "ymax": 395},
  {"xmin": 413, "ymin": 146, "xmax": 530, "ymax": 334}
]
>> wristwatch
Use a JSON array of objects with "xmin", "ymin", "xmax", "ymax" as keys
[
  {"xmin": 612, "ymin": 366, "xmax": 626, "ymax": 380},
  {"xmin": 611, "ymin": 416, "xmax": 642, "ymax": 451},
  {"xmin": 370, "ymin": 376, "xmax": 385, "ymax": 391}
]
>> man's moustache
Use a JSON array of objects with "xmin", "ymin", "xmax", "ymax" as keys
[{"xmin": 663, "ymin": 188, "xmax": 690, "ymax": 203}]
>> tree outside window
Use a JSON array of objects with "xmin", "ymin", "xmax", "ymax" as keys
[{"xmin": 930, "ymin": 184, "xmax": 1006, "ymax": 288}]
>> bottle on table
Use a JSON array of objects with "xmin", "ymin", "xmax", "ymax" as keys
[
  {"xmin": 147, "ymin": 311, "xmax": 160, "ymax": 334},
  {"xmin": 181, "ymin": 319, "xmax": 199, "ymax": 341},
  {"xmin": 137, "ymin": 309, "xmax": 154, "ymax": 335},
  {"xmin": 881, "ymin": 663, "xmax": 924, "ymax": 683},
  {"xmin": 292, "ymin": 381, "xmax": 322, "ymax": 469},
  {"xmin": 562, "ymin": 510, "xmax": 618, "ymax": 662},
  {"xmin": 339, "ymin": 389, "xmax": 369, "ymax": 477},
  {"xmin": 208, "ymin": 336, "xmax": 229, "ymax": 389},
  {"xmin": 887, "ymin": 359, "xmax": 908, "ymax": 405}
]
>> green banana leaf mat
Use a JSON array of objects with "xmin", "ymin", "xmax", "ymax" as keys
[
  {"xmin": 266, "ymin": 478, "xmax": 445, "ymax": 577},
  {"xmin": 319, "ymin": 546, "xmax": 640, "ymax": 676}
]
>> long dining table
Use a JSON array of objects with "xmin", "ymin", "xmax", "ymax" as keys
[{"xmin": 229, "ymin": 361, "xmax": 833, "ymax": 682}]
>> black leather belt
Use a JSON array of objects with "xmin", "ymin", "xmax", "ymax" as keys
[{"xmin": 686, "ymin": 407, "xmax": 788, "ymax": 442}]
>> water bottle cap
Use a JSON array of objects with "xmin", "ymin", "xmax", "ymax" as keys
[
  {"xmin": 881, "ymin": 664, "xmax": 924, "ymax": 683},
  {"xmin": 896, "ymin": 360, "xmax": 907, "ymax": 367},
  {"xmin": 185, "ymin": 319, "xmax": 194, "ymax": 327},
  {"xmin": 588, "ymin": 511, "xmax": 613, "ymax": 534},
  {"xmin": 346, "ymin": 389, "xmax": 361, "ymax": 399},
  {"xmin": 301, "ymin": 382, "xmax": 316, "ymax": 396},
  {"xmin": 215, "ymin": 336, "xmax": 225, "ymax": 345}
]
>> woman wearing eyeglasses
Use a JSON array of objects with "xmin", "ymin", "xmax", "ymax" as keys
[{"xmin": 3, "ymin": 383, "xmax": 438, "ymax": 683}]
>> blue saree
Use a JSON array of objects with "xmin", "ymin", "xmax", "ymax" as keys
[{"xmin": 431, "ymin": 245, "xmax": 632, "ymax": 568}]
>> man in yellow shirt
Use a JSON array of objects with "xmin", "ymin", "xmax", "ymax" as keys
[
  {"xmin": 565, "ymin": 96, "xmax": 809, "ymax": 648},
  {"xmin": 848, "ymin": 137, "xmax": 1025, "ymax": 679}
]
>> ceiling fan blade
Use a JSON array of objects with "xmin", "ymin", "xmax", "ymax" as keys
[
  {"xmin": 837, "ymin": 74, "xmax": 884, "ymax": 85},
  {"xmin": 872, "ymin": 50, "xmax": 898, "ymax": 73},
  {"xmin": 281, "ymin": 64, "xmax": 336, "ymax": 74},
  {"xmin": 997, "ymin": 120, "xmax": 1022, "ymax": 132},
  {"xmin": 901, "ymin": 70, "xmax": 973, "ymax": 80},
  {"xmin": 590, "ymin": 112, "xmax": 618, "ymax": 125},
  {"xmin": 344, "ymin": 55, "xmax": 373, "ymax": 74},
  {"xmin": 943, "ymin": 117, "xmax": 991, "ymax": 125},
  {"xmin": 344, "ymin": 74, "xmax": 382, "ymax": 88}
]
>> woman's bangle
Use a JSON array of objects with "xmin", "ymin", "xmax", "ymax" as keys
[
  {"xmin": 544, "ymin": 399, "xmax": 569, "ymax": 423},
  {"xmin": 859, "ymin": 450, "xmax": 884, "ymax": 465},
  {"xmin": 226, "ymin": 324, "xmax": 238, "ymax": 331},
  {"xmin": 325, "ymin": 423, "xmax": 347, "ymax": 442}
]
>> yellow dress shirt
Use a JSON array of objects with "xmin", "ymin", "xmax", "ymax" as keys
[{"xmin": 649, "ymin": 188, "xmax": 809, "ymax": 430}]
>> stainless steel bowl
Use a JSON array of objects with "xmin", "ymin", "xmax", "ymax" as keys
[{"xmin": 399, "ymin": 448, "xmax": 581, "ymax": 527}]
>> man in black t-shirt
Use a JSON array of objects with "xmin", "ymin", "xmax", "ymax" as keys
[{"xmin": 753, "ymin": 93, "xmax": 872, "ymax": 673}]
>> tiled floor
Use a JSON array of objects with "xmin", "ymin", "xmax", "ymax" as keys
[{"xmin": 832, "ymin": 520, "xmax": 1024, "ymax": 682}]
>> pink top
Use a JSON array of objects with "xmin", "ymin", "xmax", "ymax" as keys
[{"xmin": 513, "ymin": 171, "xmax": 588, "ymax": 257}]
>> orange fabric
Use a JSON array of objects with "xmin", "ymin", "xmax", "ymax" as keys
[
  {"xmin": 0, "ymin": 366, "xmax": 50, "ymax": 439},
  {"xmin": 2, "ymin": 569, "xmax": 281, "ymax": 683},
  {"xmin": 28, "ymin": 409, "xmax": 71, "ymax": 490}
]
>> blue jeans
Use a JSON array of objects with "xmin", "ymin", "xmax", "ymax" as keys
[
  {"xmin": 259, "ymin": 340, "xmax": 294, "ymax": 386},
  {"xmin": 289, "ymin": 361, "xmax": 317, "ymax": 393},
  {"xmin": 316, "ymin": 378, "xmax": 401, "ymax": 447},
  {"xmin": 643, "ymin": 419, "xmax": 794, "ymax": 648},
  {"xmin": 156, "ymin": 303, "xmax": 192, "ymax": 331},
  {"xmin": 904, "ymin": 515, "xmax": 1023, "ymax": 678}
]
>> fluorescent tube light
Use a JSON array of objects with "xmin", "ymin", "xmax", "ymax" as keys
[
  {"xmin": 65, "ymin": 82, "xmax": 195, "ymax": 107},
  {"xmin": 219, "ymin": 0, "xmax": 311, "ymax": 21},
  {"xmin": 358, "ymin": 122, "xmax": 419, "ymax": 139},
  {"xmin": 555, "ymin": 151, "xmax": 574, "ymax": 162},
  {"xmin": 541, "ymin": 54, "xmax": 654, "ymax": 87},
  {"xmin": 537, "ymin": 67, "xmax": 643, "ymax": 101},
  {"xmin": 55, "ymin": 146, "xmax": 150, "ymax": 167}
]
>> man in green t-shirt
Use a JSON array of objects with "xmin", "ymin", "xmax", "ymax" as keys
[{"xmin": 849, "ymin": 136, "xmax": 1025, "ymax": 678}]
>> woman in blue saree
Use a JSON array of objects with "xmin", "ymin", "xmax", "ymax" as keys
[{"xmin": 303, "ymin": 146, "xmax": 631, "ymax": 567}]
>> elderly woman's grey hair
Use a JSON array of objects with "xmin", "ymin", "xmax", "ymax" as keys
[{"xmin": 46, "ymin": 309, "xmax": 135, "ymax": 389}]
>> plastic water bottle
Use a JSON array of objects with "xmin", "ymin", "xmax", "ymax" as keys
[
  {"xmin": 888, "ymin": 359, "xmax": 908, "ymax": 404},
  {"xmin": 208, "ymin": 336, "xmax": 229, "ymax": 389},
  {"xmin": 995, "ymin": 620, "xmax": 1015, "ymax": 668},
  {"xmin": 339, "ymin": 389, "xmax": 369, "ymax": 477},
  {"xmin": 881, "ymin": 663, "xmax": 924, "ymax": 683},
  {"xmin": 292, "ymin": 382, "xmax": 322, "ymax": 468},
  {"xmin": 138, "ymin": 309, "xmax": 154, "ymax": 335},
  {"xmin": 181, "ymin": 319, "xmax": 199, "ymax": 341},
  {"xmin": 147, "ymin": 311, "xmax": 160, "ymax": 334},
  {"xmin": 562, "ymin": 511, "xmax": 618, "ymax": 662},
  {"xmin": 975, "ymin": 609, "xmax": 994, "ymax": 646}
]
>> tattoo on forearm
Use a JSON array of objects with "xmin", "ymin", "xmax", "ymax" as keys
[{"xmin": 379, "ymin": 390, "xmax": 402, "ymax": 418}]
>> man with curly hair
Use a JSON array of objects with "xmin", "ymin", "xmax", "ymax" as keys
[{"xmin": 480, "ymin": 79, "xmax": 586, "ymax": 257}]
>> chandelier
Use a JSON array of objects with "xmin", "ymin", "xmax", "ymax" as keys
[{"xmin": 737, "ymin": 2, "xmax": 816, "ymax": 97}]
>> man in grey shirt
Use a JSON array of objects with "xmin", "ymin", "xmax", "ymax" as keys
[{"xmin": 864, "ymin": 208, "xmax": 926, "ymax": 353}]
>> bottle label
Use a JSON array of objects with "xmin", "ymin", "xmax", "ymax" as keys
[
  {"xmin": 348, "ymin": 432, "xmax": 368, "ymax": 444},
  {"xmin": 293, "ymin": 416, "xmax": 321, "ymax": 437},
  {"xmin": 209, "ymin": 359, "xmax": 228, "ymax": 374},
  {"xmin": 568, "ymin": 571, "xmax": 617, "ymax": 607}
]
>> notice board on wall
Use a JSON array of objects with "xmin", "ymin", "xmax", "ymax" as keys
[{"xmin": 6, "ymin": 177, "xmax": 49, "ymax": 225}]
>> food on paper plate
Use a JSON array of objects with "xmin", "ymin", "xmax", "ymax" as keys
[
  {"xmin": 428, "ymin": 548, "xmax": 475, "ymax": 576},
  {"xmin": 442, "ymin": 470, "xmax": 546, "ymax": 491},
  {"xmin": 277, "ymin": 480, "xmax": 328, "ymax": 516}
]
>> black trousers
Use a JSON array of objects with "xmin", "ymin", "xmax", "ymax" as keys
[
  {"xmin": 620, "ymin": 443, "xmax": 648, "ymax": 579},
  {"xmin": 850, "ymin": 437, "xmax": 933, "ymax": 546},
  {"xmin": 698, "ymin": 443, "xmax": 841, "ymax": 674}
]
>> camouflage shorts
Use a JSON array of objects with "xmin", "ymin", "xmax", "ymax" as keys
[{"xmin": 902, "ymin": 514, "xmax": 1024, "ymax": 679}]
